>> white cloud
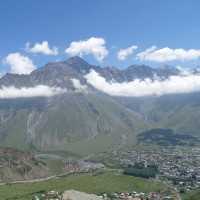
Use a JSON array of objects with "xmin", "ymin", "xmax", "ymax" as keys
[
  {"xmin": 0, "ymin": 85, "xmax": 66, "ymax": 99},
  {"xmin": 4, "ymin": 53, "xmax": 36, "ymax": 74},
  {"xmin": 26, "ymin": 41, "xmax": 58, "ymax": 55},
  {"xmin": 65, "ymin": 37, "xmax": 108, "ymax": 61},
  {"xmin": 85, "ymin": 70, "xmax": 200, "ymax": 97},
  {"xmin": 71, "ymin": 78, "xmax": 87, "ymax": 91},
  {"xmin": 117, "ymin": 45, "xmax": 138, "ymax": 60},
  {"xmin": 137, "ymin": 46, "xmax": 200, "ymax": 62},
  {"xmin": 175, "ymin": 65, "xmax": 193, "ymax": 75}
]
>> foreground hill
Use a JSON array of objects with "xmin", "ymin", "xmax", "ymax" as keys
[{"xmin": 0, "ymin": 147, "xmax": 49, "ymax": 182}]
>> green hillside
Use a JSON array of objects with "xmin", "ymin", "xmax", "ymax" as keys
[{"xmin": 0, "ymin": 93, "xmax": 147, "ymax": 155}]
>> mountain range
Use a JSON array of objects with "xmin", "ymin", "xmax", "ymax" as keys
[{"xmin": 0, "ymin": 56, "xmax": 199, "ymax": 155}]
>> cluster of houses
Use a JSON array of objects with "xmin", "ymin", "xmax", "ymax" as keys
[
  {"xmin": 33, "ymin": 191, "xmax": 62, "ymax": 200},
  {"xmin": 99, "ymin": 191, "xmax": 173, "ymax": 200},
  {"xmin": 108, "ymin": 147, "xmax": 200, "ymax": 192},
  {"xmin": 33, "ymin": 190, "xmax": 173, "ymax": 200}
]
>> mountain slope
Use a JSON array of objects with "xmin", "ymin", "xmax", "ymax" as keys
[
  {"xmin": 0, "ymin": 58, "xmax": 149, "ymax": 154},
  {"xmin": 117, "ymin": 92, "xmax": 200, "ymax": 136},
  {"xmin": 0, "ymin": 56, "xmax": 199, "ymax": 154},
  {"xmin": 0, "ymin": 94, "xmax": 147, "ymax": 155}
]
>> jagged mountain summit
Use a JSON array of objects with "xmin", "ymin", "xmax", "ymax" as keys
[{"xmin": 0, "ymin": 56, "xmax": 182, "ymax": 88}]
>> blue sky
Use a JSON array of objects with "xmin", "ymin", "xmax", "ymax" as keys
[{"xmin": 1, "ymin": 0, "xmax": 200, "ymax": 74}]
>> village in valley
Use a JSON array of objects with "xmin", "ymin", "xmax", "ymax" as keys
[
  {"xmin": 30, "ymin": 146, "xmax": 200, "ymax": 200},
  {"xmin": 95, "ymin": 146, "xmax": 200, "ymax": 194}
]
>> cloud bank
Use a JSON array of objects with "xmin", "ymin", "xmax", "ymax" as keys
[
  {"xmin": 85, "ymin": 70, "xmax": 200, "ymax": 97},
  {"xmin": 137, "ymin": 46, "xmax": 200, "ymax": 62},
  {"xmin": 71, "ymin": 78, "xmax": 87, "ymax": 91},
  {"xmin": 26, "ymin": 41, "xmax": 58, "ymax": 55},
  {"xmin": 65, "ymin": 37, "xmax": 108, "ymax": 61},
  {"xmin": 4, "ymin": 53, "xmax": 36, "ymax": 74},
  {"xmin": 117, "ymin": 45, "xmax": 138, "ymax": 60},
  {"xmin": 0, "ymin": 85, "xmax": 66, "ymax": 99}
]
